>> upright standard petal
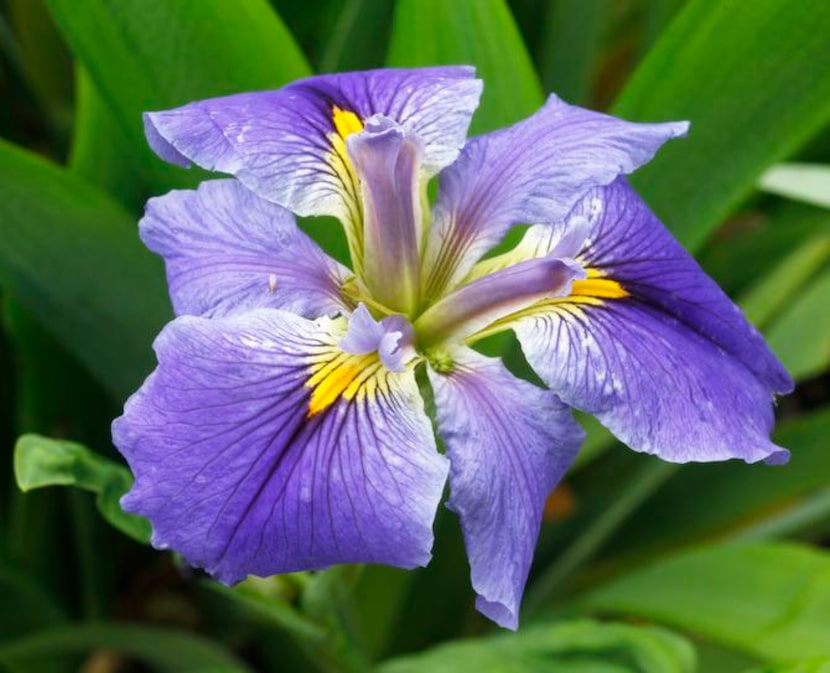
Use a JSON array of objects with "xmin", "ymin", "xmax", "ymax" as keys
[
  {"xmin": 504, "ymin": 179, "xmax": 791, "ymax": 464},
  {"xmin": 422, "ymin": 95, "xmax": 688, "ymax": 300},
  {"xmin": 428, "ymin": 348, "xmax": 584, "ymax": 629},
  {"xmin": 144, "ymin": 67, "xmax": 482, "ymax": 224},
  {"xmin": 114, "ymin": 310, "xmax": 448, "ymax": 582},
  {"xmin": 346, "ymin": 117, "xmax": 425, "ymax": 313},
  {"xmin": 140, "ymin": 179, "xmax": 349, "ymax": 319}
]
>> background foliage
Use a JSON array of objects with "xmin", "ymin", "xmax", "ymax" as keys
[{"xmin": 1, "ymin": 0, "xmax": 829, "ymax": 671}]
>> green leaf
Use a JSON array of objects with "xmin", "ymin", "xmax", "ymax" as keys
[
  {"xmin": 0, "ymin": 623, "xmax": 252, "ymax": 673},
  {"xmin": 765, "ymin": 268, "xmax": 830, "ymax": 381},
  {"xmin": 536, "ymin": 0, "xmax": 611, "ymax": 105},
  {"xmin": 68, "ymin": 66, "xmax": 146, "ymax": 210},
  {"xmin": 386, "ymin": 0, "xmax": 544, "ymax": 133},
  {"xmin": 0, "ymin": 565, "xmax": 65, "ymax": 642},
  {"xmin": 0, "ymin": 140, "xmax": 169, "ymax": 398},
  {"xmin": 319, "ymin": 0, "xmax": 393, "ymax": 72},
  {"xmin": 613, "ymin": 0, "xmax": 830, "ymax": 252},
  {"xmin": 14, "ymin": 434, "xmax": 150, "ymax": 543},
  {"xmin": 589, "ymin": 407, "xmax": 830, "ymax": 568},
  {"xmin": 45, "ymin": 0, "xmax": 311, "ymax": 188},
  {"xmin": 739, "ymin": 234, "xmax": 830, "ymax": 328},
  {"xmin": 378, "ymin": 619, "xmax": 695, "ymax": 673},
  {"xmin": 759, "ymin": 164, "xmax": 830, "ymax": 210},
  {"xmin": 747, "ymin": 660, "xmax": 830, "ymax": 673},
  {"xmin": 582, "ymin": 543, "xmax": 830, "ymax": 662}
]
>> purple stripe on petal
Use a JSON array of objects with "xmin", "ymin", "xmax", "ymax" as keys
[
  {"xmin": 571, "ymin": 178, "xmax": 792, "ymax": 394},
  {"xmin": 139, "ymin": 179, "xmax": 349, "ymax": 319},
  {"xmin": 423, "ymin": 95, "xmax": 688, "ymax": 299},
  {"xmin": 510, "ymin": 181, "xmax": 790, "ymax": 465},
  {"xmin": 144, "ymin": 68, "xmax": 482, "ymax": 223},
  {"xmin": 428, "ymin": 348, "xmax": 584, "ymax": 629},
  {"xmin": 114, "ymin": 310, "xmax": 448, "ymax": 581}
]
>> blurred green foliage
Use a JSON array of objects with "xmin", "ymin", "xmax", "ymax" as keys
[{"xmin": 1, "ymin": 0, "xmax": 829, "ymax": 671}]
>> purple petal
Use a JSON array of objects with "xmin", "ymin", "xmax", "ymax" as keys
[
  {"xmin": 144, "ymin": 68, "xmax": 482, "ymax": 222},
  {"xmin": 113, "ymin": 310, "xmax": 448, "ymax": 582},
  {"xmin": 339, "ymin": 304, "xmax": 416, "ymax": 372},
  {"xmin": 347, "ymin": 117, "xmax": 424, "ymax": 313},
  {"xmin": 415, "ymin": 256, "xmax": 583, "ymax": 345},
  {"xmin": 512, "ymin": 179, "xmax": 790, "ymax": 464},
  {"xmin": 423, "ymin": 95, "xmax": 688, "ymax": 299},
  {"xmin": 140, "ymin": 179, "xmax": 349, "ymax": 319},
  {"xmin": 428, "ymin": 348, "xmax": 584, "ymax": 629}
]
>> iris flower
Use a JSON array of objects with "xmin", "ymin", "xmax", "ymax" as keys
[{"xmin": 114, "ymin": 67, "xmax": 791, "ymax": 629}]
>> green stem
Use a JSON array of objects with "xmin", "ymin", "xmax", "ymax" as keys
[
  {"xmin": 524, "ymin": 460, "xmax": 677, "ymax": 615},
  {"xmin": 730, "ymin": 487, "xmax": 830, "ymax": 541}
]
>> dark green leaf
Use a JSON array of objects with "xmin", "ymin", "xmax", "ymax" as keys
[
  {"xmin": 379, "ymin": 619, "xmax": 695, "ymax": 673},
  {"xmin": 614, "ymin": 0, "xmax": 830, "ymax": 251},
  {"xmin": 45, "ymin": 0, "xmax": 311, "ymax": 188},
  {"xmin": 590, "ymin": 407, "xmax": 830, "ymax": 570},
  {"xmin": 0, "ymin": 623, "xmax": 252, "ymax": 673},
  {"xmin": 0, "ymin": 140, "xmax": 169, "ymax": 398},
  {"xmin": 14, "ymin": 434, "xmax": 150, "ymax": 543},
  {"xmin": 536, "ymin": 0, "xmax": 611, "ymax": 105},
  {"xmin": 582, "ymin": 543, "xmax": 830, "ymax": 661},
  {"xmin": 387, "ymin": 0, "xmax": 544, "ymax": 133}
]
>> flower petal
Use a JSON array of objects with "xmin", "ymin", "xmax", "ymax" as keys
[
  {"xmin": 139, "ymin": 179, "xmax": 349, "ymax": 319},
  {"xmin": 144, "ymin": 67, "xmax": 482, "ymax": 223},
  {"xmin": 428, "ymin": 348, "xmax": 584, "ymax": 629},
  {"xmin": 422, "ymin": 95, "xmax": 688, "ymax": 299},
  {"xmin": 509, "ymin": 179, "xmax": 791, "ymax": 464},
  {"xmin": 114, "ymin": 310, "xmax": 448, "ymax": 582},
  {"xmin": 346, "ymin": 116, "xmax": 424, "ymax": 312}
]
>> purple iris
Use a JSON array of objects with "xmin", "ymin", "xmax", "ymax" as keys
[{"xmin": 114, "ymin": 67, "xmax": 792, "ymax": 629}]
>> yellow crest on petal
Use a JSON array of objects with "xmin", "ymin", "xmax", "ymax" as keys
[
  {"xmin": 332, "ymin": 106, "xmax": 363, "ymax": 140},
  {"xmin": 305, "ymin": 350, "xmax": 382, "ymax": 418}
]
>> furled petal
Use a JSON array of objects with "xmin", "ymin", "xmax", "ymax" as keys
[
  {"xmin": 415, "ymin": 256, "xmax": 583, "ymax": 346},
  {"xmin": 508, "ymin": 179, "xmax": 791, "ymax": 464},
  {"xmin": 422, "ymin": 95, "xmax": 688, "ymax": 300},
  {"xmin": 113, "ymin": 309, "xmax": 448, "ymax": 582},
  {"xmin": 144, "ymin": 67, "xmax": 482, "ymax": 224},
  {"xmin": 428, "ymin": 348, "xmax": 584, "ymax": 629},
  {"xmin": 140, "ymin": 179, "xmax": 349, "ymax": 319},
  {"xmin": 346, "ymin": 116, "xmax": 425, "ymax": 312}
]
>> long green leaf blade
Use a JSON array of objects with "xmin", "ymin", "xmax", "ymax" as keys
[
  {"xmin": 0, "ymin": 139, "xmax": 169, "ymax": 398},
  {"xmin": 614, "ymin": 0, "xmax": 830, "ymax": 251},
  {"xmin": 387, "ymin": 0, "xmax": 544, "ymax": 133},
  {"xmin": 45, "ymin": 0, "xmax": 311, "ymax": 187}
]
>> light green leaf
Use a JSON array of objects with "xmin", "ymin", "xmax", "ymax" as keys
[
  {"xmin": 0, "ymin": 139, "xmax": 169, "ymax": 398},
  {"xmin": 759, "ymin": 164, "xmax": 830, "ymax": 210},
  {"xmin": 582, "ymin": 543, "xmax": 830, "ymax": 662},
  {"xmin": 14, "ymin": 434, "xmax": 150, "ymax": 543},
  {"xmin": 379, "ymin": 619, "xmax": 695, "ymax": 673},
  {"xmin": 387, "ymin": 0, "xmax": 544, "ymax": 133},
  {"xmin": 614, "ymin": 0, "xmax": 830, "ymax": 252},
  {"xmin": 765, "ymin": 268, "xmax": 830, "ymax": 380},
  {"xmin": 740, "ymin": 234, "xmax": 830, "ymax": 328},
  {"xmin": 0, "ymin": 623, "xmax": 252, "ymax": 673},
  {"xmin": 747, "ymin": 660, "xmax": 830, "ymax": 673},
  {"xmin": 45, "ymin": 0, "xmax": 311, "ymax": 188}
]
